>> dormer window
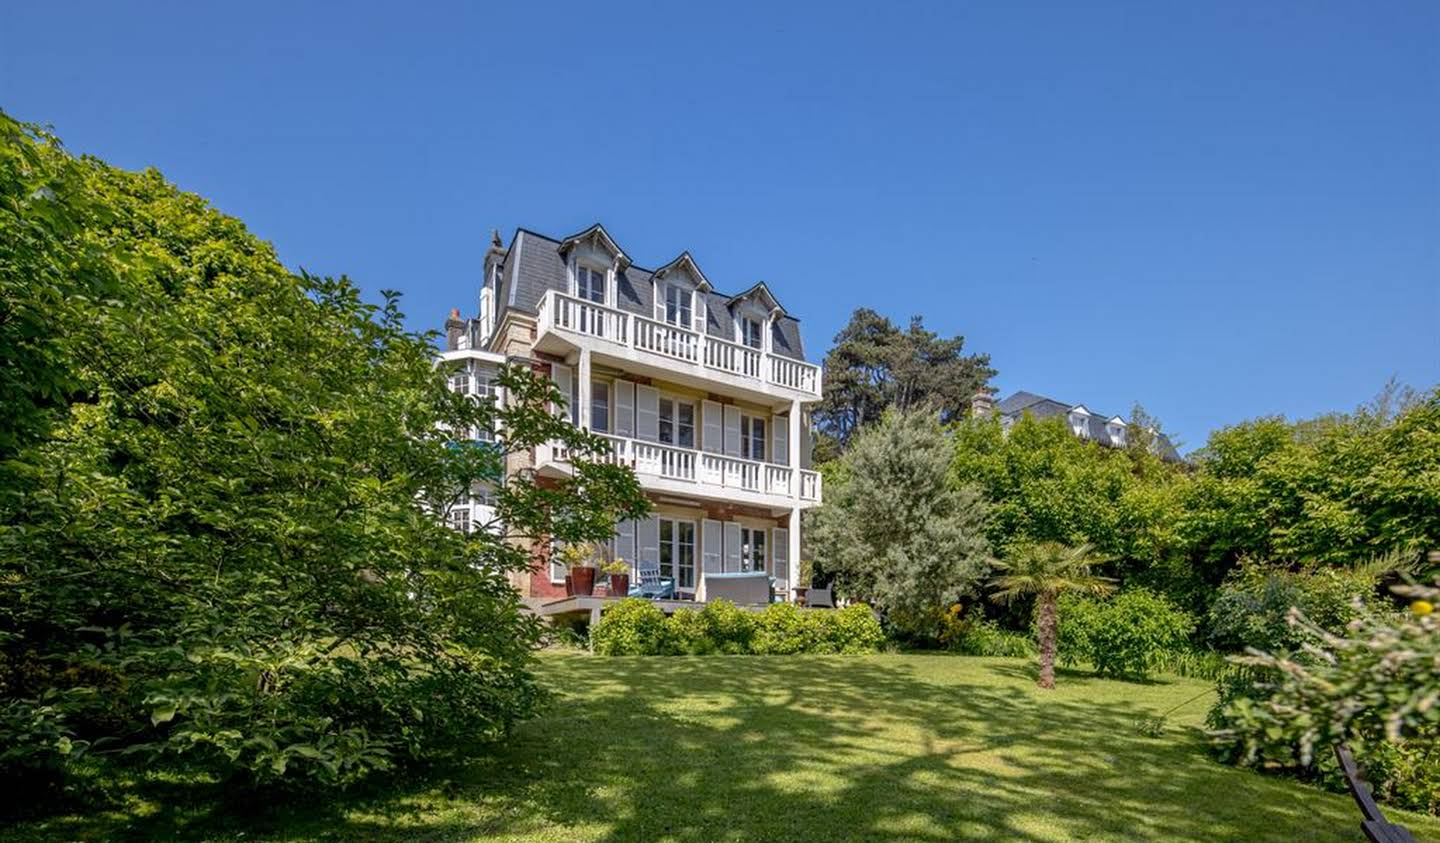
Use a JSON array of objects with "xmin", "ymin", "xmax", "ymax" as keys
[
  {"xmin": 664, "ymin": 282, "xmax": 692, "ymax": 328},
  {"xmin": 741, "ymin": 317, "xmax": 764, "ymax": 350},
  {"xmin": 576, "ymin": 265, "xmax": 606, "ymax": 305},
  {"xmin": 1107, "ymin": 418, "xmax": 1127, "ymax": 447}
]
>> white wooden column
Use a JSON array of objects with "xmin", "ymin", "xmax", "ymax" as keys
[
  {"xmin": 577, "ymin": 349, "xmax": 591, "ymax": 430},
  {"xmin": 788, "ymin": 399, "xmax": 802, "ymax": 470},
  {"xmin": 788, "ymin": 506, "xmax": 802, "ymax": 597},
  {"xmin": 789, "ymin": 399, "xmax": 804, "ymax": 599}
]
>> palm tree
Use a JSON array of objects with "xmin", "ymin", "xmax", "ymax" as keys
[{"xmin": 990, "ymin": 542, "xmax": 1115, "ymax": 689}]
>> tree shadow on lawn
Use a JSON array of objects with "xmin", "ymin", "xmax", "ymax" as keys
[{"xmin": 30, "ymin": 655, "xmax": 1433, "ymax": 842}]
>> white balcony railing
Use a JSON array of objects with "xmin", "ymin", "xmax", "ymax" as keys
[
  {"xmin": 799, "ymin": 470, "xmax": 822, "ymax": 502},
  {"xmin": 538, "ymin": 291, "xmax": 820, "ymax": 397},
  {"xmin": 541, "ymin": 433, "xmax": 820, "ymax": 505}
]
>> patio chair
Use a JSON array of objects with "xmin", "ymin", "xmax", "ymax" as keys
[
  {"xmin": 628, "ymin": 558, "xmax": 675, "ymax": 600},
  {"xmin": 806, "ymin": 584, "xmax": 835, "ymax": 608}
]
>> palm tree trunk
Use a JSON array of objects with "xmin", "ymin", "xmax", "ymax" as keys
[{"xmin": 1037, "ymin": 591, "xmax": 1058, "ymax": 689}]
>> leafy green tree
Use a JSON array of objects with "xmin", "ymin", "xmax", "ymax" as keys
[
  {"xmin": 814, "ymin": 308, "xmax": 994, "ymax": 456},
  {"xmin": 808, "ymin": 409, "xmax": 993, "ymax": 620},
  {"xmin": 990, "ymin": 542, "xmax": 1115, "ymax": 689},
  {"xmin": 0, "ymin": 115, "xmax": 118, "ymax": 459},
  {"xmin": 1181, "ymin": 388, "xmax": 1440, "ymax": 579},
  {"xmin": 0, "ymin": 117, "xmax": 648, "ymax": 794}
]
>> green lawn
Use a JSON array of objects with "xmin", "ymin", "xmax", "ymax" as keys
[{"xmin": 16, "ymin": 653, "xmax": 1440, "ymax": 842}]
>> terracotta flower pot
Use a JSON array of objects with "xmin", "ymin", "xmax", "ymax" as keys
[
  {"xmin": 570, "ymin": 566, "xmax": 596, "ymax": 597},
  {"xmin": 608, "ymin": 573, "xmax": 630, "ymax": 596}
]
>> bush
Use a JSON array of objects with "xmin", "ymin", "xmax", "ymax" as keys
[
  {"xmin": 825, "ymin": 604, "xmax": 886, "ymax": 654},
  {"xmin": 592, "ymin": 600, "xmax": 669, "ymax": 656},
  {"xmin": 1206, "ymin": 580, "xmax": 1440, "ymax": 815},
  {"xmin": 1206, "ymin": 559, "xmax": 1379, "ymax": 653},
  {"xmin": 946, "ymin": 609, "xmax": 1038, "ymax": 658},
  {"xmin": 1057, "ymin": 589, "xmax": 1195, "ymax": 680},
  {"xmin": 751, "ymin": 603, "xmax": 814, "ymax": 655},
  {"xmin": 698, "ymin": 599, "xmax": 756, "ymax": 654},
  {"xmin": 593, "ymin": 600, "xmax": 883, "ymax": 656}
]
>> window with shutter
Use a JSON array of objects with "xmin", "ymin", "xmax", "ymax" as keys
[
  {"xmin": 590, "ymin": 380, "xmax": 610, "ymax": 433},
  {"xmin": 614, "ymin": 380, "xmax": 636, "ymax": 437}
]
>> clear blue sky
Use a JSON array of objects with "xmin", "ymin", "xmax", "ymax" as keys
[{"xmin": 4, "ymin": 1, "xmax": 1437, "ymax": 450}]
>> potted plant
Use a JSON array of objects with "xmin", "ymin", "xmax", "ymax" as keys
[
  {"xmin": 602, "ymin": 558, "xmax": 630, "ymax": 597},
  {"xmin": 558, "ymin": 542, "xmax": 597, "ymax": 597}
]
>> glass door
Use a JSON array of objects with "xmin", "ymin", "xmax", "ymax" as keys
[{"xmin": 659, "ymin": 518, "xmax": 697, "ymax": 593}]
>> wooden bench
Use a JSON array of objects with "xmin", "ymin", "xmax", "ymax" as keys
[{"xmin": 1334, "ymin": 744, "xmax": 1417, "ymax": 843}]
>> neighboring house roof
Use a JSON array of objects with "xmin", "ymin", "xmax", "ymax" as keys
[
  {"xmin": 490, "ymin": 226, "xmax": 807, "ymax": 361},
  {"xmin": 996, "ymin": 390, "xmax": 1183, "ymax": 462}
]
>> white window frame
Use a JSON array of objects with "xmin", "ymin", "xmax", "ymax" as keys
[
  {"xmin": 739, "ymin": 525, "xmax": 767, "ymax": 574},
  {"xmin": 740, "ymin": 316, "xmax": 764, "ymax": 350},
  {"xmin": 659, "ymin": 517, "xmax": 697, "ymax": 592},
  {"xmin": 575, "ymin": 263, "xmax": 608, "ymax": 306},
  {"xmin": 740, "ymin": 414, "xmax": 766, "ymax": 461},
  {"xmin": 658, "ymin": 395, "xmax": 697, "ymax": 448},
  {"xmin": 591, "ymin": 379, "xmax": 611, "ymax": 433},
  {"xmin": 664, "ymin": 281, "xmax": 693, "ymax": 328}
]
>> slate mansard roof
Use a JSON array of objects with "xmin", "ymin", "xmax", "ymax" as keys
[
  {"xmin": 491, "ymin": 226, "xmax": 807, "ymax": 362},
  {"xmin": 997, "ymin": 390, "xmax": 1182, "ymax": 462}
]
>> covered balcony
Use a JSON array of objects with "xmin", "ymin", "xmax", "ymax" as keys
[{"xmin": 537, "ymin": 432, "xmax": 822, "ymax": 512}]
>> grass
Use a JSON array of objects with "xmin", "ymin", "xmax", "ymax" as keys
[{"xmin": 13, "ymin": 653, "xmax": 1440, "ymax": 842}]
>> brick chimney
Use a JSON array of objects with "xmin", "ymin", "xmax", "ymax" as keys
[
  {"xmin": 445, "ymin": 307, "xmax": 466, "ymax": 351},
  {"xmin": 969, "ymin": 389, "xmax": 996, "ymax": 418}
]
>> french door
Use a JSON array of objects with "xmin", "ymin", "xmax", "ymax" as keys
[
  {"xmin": 739, "ymin": 526, "xmax": 767, "ymax": 574},
  {"xmin": 659, "ymin": 518, "xmax": 697, "ymax": 592}
]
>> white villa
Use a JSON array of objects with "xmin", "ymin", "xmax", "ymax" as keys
[{"xmin": 439, "ymin": 224, "xmax": 823, "ymax": 602}]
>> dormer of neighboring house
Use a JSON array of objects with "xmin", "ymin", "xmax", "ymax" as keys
[
  {"xmin": 1106, "ymin": 416, "xmax": 1127, "ymax": 447},
  {"xmin": 995, "ymin": 390, "xmax": 1183, "ymax": 462}
]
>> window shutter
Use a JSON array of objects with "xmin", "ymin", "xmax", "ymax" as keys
[
  {"xmin": 702, "ymin": 400, "xmax": 722, "ymax": 453},
  {"xmin": 702, "ymin": 519, "xmax": 723, "ymax": 575},
  {"xmin": 723, "ymin": 405, "xmax": 741, "ymax": 457},
  {"xmin": 551, "ymin": 364, "xmax": 573, "ymax": 422},
  {"xmin": 638, "ymin": 517, "xmax": 661, "ymax": 569},
  {"xmin": 723, "ymin": 522, "xmax": 742, "ymax": 573},
  {"xmin": 615, "ymin": 380, "xmax": 636, "ymax": 438},
  {"xmin": 615, "ymin": 519, "xmax": 637, "ymax": 575},
  {"xmin": 772, "ymin": 528, "xmax": 790, "ymax": 591},
  {"xmin": 772, "ymin": 414, "xmax": 789, "ymax": 465},
  {"xmin": 636, "ymin": 385, "xmax": 660, "ymax": 441}
]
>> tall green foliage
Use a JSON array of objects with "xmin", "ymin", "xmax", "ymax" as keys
[
  {"xmin": 808, "ymin": 409, "xmax": 993, "ymax": 618},
  {"xmin": 1182, "ymin": 391, "xmax": 1440, "ymax": 576},
  {"xmin": 813, "ymin": 308, "xmax": 995, "ymax": 457},
  {"xmin": 0, "ymin": 115, "xmax": 648, "ymax": 794}
]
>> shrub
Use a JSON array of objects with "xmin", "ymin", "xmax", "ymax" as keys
[
  {"xmin": 824, "ymin": 604, "xmax": 886, "ymax": 654},
  {"xmin": 661, "ymin": 608, "xmax": 715, "ymax": 655},
  {"xmin": 594, "ymin": 600, "xmax": 884, "ymax": 657},
  {"xmin": 592, "ymin": 600, "xmax": 669, "ymax": 656},
  {"xmin": 1207, "ymin": 580, "xmax": 1440, "ymax": 815},
  {"xmin": 698, "ymin": 599, "xmax": 756, "ymax": 654},
  {"xmin": 946, "ymin": 608, "xmax": 1038, "ymax": 658},
  {"xmin": 1206, "ymin": 559, "xmax": 1380, "ymax": 653},
  {"xmin": 1057, "ymin": 589, "xmax": 1195, "ymax": 680},
  {"xmin": 751, "ymin": 603, "xmax": 813, "ymax": 655}
]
